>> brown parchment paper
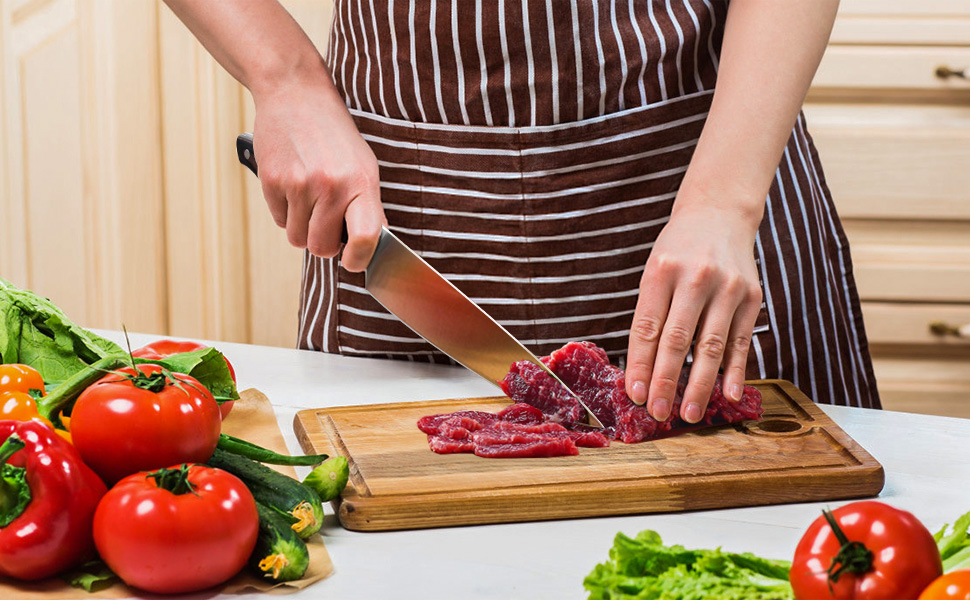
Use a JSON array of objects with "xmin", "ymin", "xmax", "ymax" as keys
[{"xmin": 0, "ymin": 389, "xmax": 334, "ymax": 598}]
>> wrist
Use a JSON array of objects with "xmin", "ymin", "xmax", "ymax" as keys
[
  {"xmin": 246, "ymin": 49, "xmax": 335, "ymax": 105},
  {"xmin": 671, "ymin": 177, "xmax": 766, "ymax": 237}
]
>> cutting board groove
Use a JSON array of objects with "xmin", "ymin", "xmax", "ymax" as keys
[{"xmin": 294, "ymin": 380, "xmax": 884, "ymax": 531}]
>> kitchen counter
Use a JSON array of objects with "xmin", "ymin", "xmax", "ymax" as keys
[{"xmin": 100, "ymin": 331, "xmax": 970, "ymax": 600}]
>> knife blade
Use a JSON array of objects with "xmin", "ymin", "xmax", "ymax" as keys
[{"xmin": 236, "ymin": 133, "xmax": 604, "ymax": 428}]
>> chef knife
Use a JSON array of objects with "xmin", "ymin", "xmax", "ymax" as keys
[{"xmin": 236, "ymin": 133, "xmax": 604, "ymax": 428}]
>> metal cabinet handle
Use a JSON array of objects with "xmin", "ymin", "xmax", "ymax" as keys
[
  {"xmin": 929, "ymin": 321, "xmax": 970, "ymax": 338},
  {"xmin": 936, "ymin": 66, "xmax": 968, "ymax": 80}
]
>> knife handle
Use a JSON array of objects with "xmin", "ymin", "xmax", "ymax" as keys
[{"xmin": 236, "ymin": 133, "xmax": 348, "ymax": 243}]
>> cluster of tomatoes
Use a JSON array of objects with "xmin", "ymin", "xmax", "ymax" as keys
[{"xmin": 0, "ymin": 341, "xmax": 260, "ymax": 594}]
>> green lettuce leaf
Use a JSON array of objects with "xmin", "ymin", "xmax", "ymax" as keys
[
  {"xmin": 63, "ymin": 559, "xmax": 119, "ymax": 592},
  {"xmin": 935, "ymin": 510, "xmax": 970, "ymax": 572},
  {"xmin": 584, "ymin": 530, "xmax": 793, "ymax": 600},
  {"xmin": 134, "ymin": 348, "xmax": 239, "ymax": 403},
  {"xmin": 0, "ymin": 278, "xmax": 124, "ymax": 383}
]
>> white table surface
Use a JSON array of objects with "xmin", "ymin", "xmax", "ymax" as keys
[{"xmin": 95, "ymin": 331, "xmax": 970, "ymax": 600}]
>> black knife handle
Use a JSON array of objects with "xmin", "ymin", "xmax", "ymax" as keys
[{"xmin": 236, "ymin": 133, "xmax": 348, "ymax": 243}]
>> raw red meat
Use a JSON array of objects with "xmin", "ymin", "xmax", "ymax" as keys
[
  {"xmin": 499, "ymin": 341, "xmax": 763, "ymax": 443},
  {"xmin": 418, "ymin": 341, "xmax": 762, "ymax": 457},
  {"xmin": 417, "ymin": 410, "xmax": 497, "ymax": 435},
  {"xmin": 496, "ymin": 403, "xmax": 546, "ymax": 425},
  {"xmin": 498, "ymin": 361, "xmax": 584, "ymax": 425},
  {"xmin": 419, "ymin": 401, "xmax": 609, "ymax": 457}
]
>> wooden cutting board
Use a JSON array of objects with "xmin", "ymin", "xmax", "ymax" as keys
[{"xmin": 293, "ymin": 380, "xmax": 884, "ymax": 531}]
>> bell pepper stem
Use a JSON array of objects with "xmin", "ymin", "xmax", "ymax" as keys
[
  {"xmin": 0, "ymin": 435, "xmax": 31, "ymax": 527},
  {"xmin": 0, "ymin": 435, "xmax": 25, "ymax": 465}
]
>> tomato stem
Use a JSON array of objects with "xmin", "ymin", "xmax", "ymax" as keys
[
  {"xmin": 147, "ymin": 463, "xmax": 199, "ymax": 496},
  {"xmin": 822, "ymin": 508, "xmax": 874, "ymax": 587}
]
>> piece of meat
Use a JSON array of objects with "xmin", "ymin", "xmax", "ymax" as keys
[
  {"xmin": 418, "ymin": 341, "xmax": 763, "ymax": 457},
  {"xmin": 472, "ymin": 423, "xmax": 578, "ymax": 458},
  {"xmin": 497, "ymin": 361, "xmax": 584, "ymax": 425},
  {"xmin": 417, "ymin": 410, "xmax": 497, "ymax": 434},
  {"xmin": 496, "ymin": 403, "xmax": 546, "ymax": 425},
  {"xmin": 427, "ymin": 434, "xmax": 475, "ymax": 454},
  {"xmin": 567, "ymin": 429, "xmax": 611, "ymax": 448},
  {"xmin": 474, "ymin": 439, "xmax": 578, "ymax": 458}
]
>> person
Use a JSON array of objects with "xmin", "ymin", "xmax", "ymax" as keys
[{"xmin": 163, "ymin": 0, "xmax": 881, "ymax": 422}]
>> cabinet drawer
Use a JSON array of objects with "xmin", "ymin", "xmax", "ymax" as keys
[
  {"xmin": 829, "ymin": 18, "xmax": 970, "ymax": 47},
  {"xmin": 862, "ymin": 302, "xmax": 970, "ymax": 348},
  {"xmin": 803, "ymin": 103, "xmax": 970, "ymax": 220},
  {"xmin": 852, "ymin": 249, "xmax": 970, "ymax": 303},
  {"xmin": 872, "ymin": 356, "xmax": 970, "ymax": 418},
  {"xmin": 813, "ymin": 46, "xmax": 970, "ymax": 92},
  {"xmin": 838, "ymin": 0, "xmax": 970, "ymax": 18},
  {"xmin": 840, "ymin": 220, "xmax": 970, "ymax": 303}
]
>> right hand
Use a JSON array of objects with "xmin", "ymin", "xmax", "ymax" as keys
[{"xmin": 250, "ymin": 71, "xmax": 385, "ymax": 272}]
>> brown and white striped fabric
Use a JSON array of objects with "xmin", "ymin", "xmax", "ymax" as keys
[{"xmin": 297, "ymin": 0, "xmax": 881, "ymax": 409}]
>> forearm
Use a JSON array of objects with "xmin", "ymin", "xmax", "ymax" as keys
[
  {"xmin": 162, "ymin": 0, "xmax": 334, "ymax": 100},
  {"xmin": 676, "ymin": 0, "xmax": 839, "ymax": 230}
]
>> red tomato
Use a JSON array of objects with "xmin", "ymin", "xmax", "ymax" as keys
[
  {"xmin": 0, "ymin": 364, "xmax": 45, "ymax": 396},
  {"xmin": 70, "ymin": 365, "xmax": 221, "ymax": 484},
  {"xmin": 132, "ymin": 339, "xmax": 236, "ymax": 419},
  {"xmin": 791, "ymin": 501, "xmax": 943, "ymax": 600},
  {"xmin": 94, "ymin": 463, "xmax": 258, "ymax": 594},
  {"xmin": 919, "ymin": 571, "xmax": 970, "ymax": 600}
]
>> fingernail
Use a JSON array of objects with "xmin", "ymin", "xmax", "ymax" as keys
[
  {"xmin": 684, "ymin": 402, "xmax": 702, "ymax": 423},
  {"xmin": 651, "ymin": 398, "xmax": 671, "ymax": 421},
  {"xmin": 730, "ymin": 384, "xmax": 742, "ymax": 402},
  {"xmin": 631, "ymin": 381, "xmax": 647, "ymax": 405}
]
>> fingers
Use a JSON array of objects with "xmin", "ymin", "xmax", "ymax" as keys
[
  {"xmin": 628, "ymin": 257, "xmax": 762, "ymax": 424},
  {"xmin": 646, "ymin": 281, "xmax": 706, "ymax": 422},
  {"xmin": 259, "ymin": 147, "xmax": 384, "ymax": 270},
  {"xmin": 678, "ymin": 276, "xmax": 751, "ymax": 423},
  {"xmin": 332, "ymin": 188, "xmax": 385, "ymax": 273},
  {"xmin": 625, "ymin": 270, "xmax": 674, "ymax": 409},
  {"xmin": 719, "ymin": 281, "xmax": 763, "ymax": 402}
]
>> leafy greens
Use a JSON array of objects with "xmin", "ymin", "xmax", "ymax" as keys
[
  {"xmin": 1, "ymin": 278, "xmax": 238, "ymax": 408},
  {"xmin": 0, "ymin": 277, "xmax": 124, "ymax": 383},
  {"xmin": 584, "ymin": 530, "xmax": 793, "ymax": 600},
  {"xmin": 935, "ymin": 510, "xmax": 970, "ymax": 573}
]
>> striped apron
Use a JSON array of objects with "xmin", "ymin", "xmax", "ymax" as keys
[{"xmin": 297, "ymin": 0, "xmax": 881, "ymax": 409}]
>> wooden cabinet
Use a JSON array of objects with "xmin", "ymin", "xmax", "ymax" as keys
[
  {"xmin": 804, "ymin": 0, "xmax": 970, "ymax": 417},
  {"xmin": 0, "ymin": 0, "xmax": 330, "ymax": 349}
]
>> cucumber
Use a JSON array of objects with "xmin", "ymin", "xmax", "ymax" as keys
[
  {"xmin": 207, "ymin": 447, "xmax": 324, "ymax": 539},
  {"xmin": 303, "ymin": 456, "xmax": 349, "ymax": 502},
  {"xmin": 250, "ymin": 500, "xmax": 309, "ymax": 582}
]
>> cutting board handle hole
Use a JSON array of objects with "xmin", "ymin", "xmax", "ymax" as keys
[{"xmin": 754, "ymin": 419, "xmax": 803, "ymax": 434}]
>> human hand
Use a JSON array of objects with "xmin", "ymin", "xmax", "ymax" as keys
[
  {"xmin": 625, "ymin": 201, "xmax": 763, "ymax": 423},
  {"xmin": 251, "ymin": 73, "xmax": 385, "ymax": 272}
]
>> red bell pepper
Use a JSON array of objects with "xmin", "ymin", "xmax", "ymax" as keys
[{"xmin": 0, "ymin": 420, "xmax": 107, "ymax": 581}]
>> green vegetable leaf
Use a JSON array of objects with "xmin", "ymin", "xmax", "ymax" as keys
[
  {"xmin": 134, "ymin": 348, "xmax": 239, "ymax": 403},
  {"xmin": 0, "ymin": 278, "xmax": 124, "ymax": 383},
  {"xmin": 584, "ymin": 530, "xmax": 794, "ymax": 600},
  {"xmin": 63, "ymin": 559, "xmax": 119, "ymax": 592},
  {"xmin": 935, "ymin": 510, "xmax": 970, "ymax": 572}
]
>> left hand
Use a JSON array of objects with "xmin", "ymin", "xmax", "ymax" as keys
[{"xmin": 625, "ymin": 199, "xmax": 763, "ymax": 423}]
